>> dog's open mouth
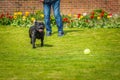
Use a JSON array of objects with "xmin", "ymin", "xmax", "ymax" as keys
[{"xmin": 38, "ymin": 29, "xmax": 43, "ymax": 32}]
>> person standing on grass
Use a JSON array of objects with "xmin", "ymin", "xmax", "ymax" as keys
[{"xmin": 40, "ymin": 0, "xmax": 64, "ymax": 36}]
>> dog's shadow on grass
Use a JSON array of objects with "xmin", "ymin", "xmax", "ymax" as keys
[{"xmin": 36, "ymin": 44, "xmax": 53, "ymax": 47}]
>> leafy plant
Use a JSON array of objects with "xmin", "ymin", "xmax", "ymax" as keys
[
  {"xmin": 0, "ymin": 12, "xmax": 13, "ymax": 25},
  {"xmin": 61, "ymin": 9, "xmax": 119, "ymax": 28},
  {"xmin": 0, "ymin": 9, "xmax": 120, "ymax": 28}
]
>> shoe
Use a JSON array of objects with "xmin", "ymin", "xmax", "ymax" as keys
[
  {"xmin": 58, "ymin": 31, "xmax": 64, "ymax": 37},
  {"xmin": 46, "ymin": 32, "xmax": 51, "ymax": 36}
]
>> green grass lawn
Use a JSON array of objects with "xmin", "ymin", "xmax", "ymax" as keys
[{"xmin": 0, "ymin": 26, "xmax": 120, "ymax": 80}]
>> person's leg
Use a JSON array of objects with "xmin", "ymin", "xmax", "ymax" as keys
[
  {"xmin": 43, "ymin": 3, "xmax": 52, "ymax": 36},
  {"xmin": 52, "ymin": 0, "xmax": 64, "ymax": 36}
]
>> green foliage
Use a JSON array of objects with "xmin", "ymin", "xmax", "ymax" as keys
[
  {"xmin": 62, "ymin": 9, "xmax": 120, "ymax": 28},
  {"xmin": 11, "ymin": 13, "xmax": 32, "ymax": 27},
  {"xmin": 0, "ymin": 9, "xmax": 120, "ymax": 28},
  {"xmin": 11, "ymin": 11, "xmax": 44, "ymax": 27},
  {"xmin": 0, "ymin": 12, "xmax": 13, "ymax": 25}
]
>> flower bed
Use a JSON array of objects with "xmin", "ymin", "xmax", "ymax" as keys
[
  {"xmin": 0, "ymin": 9, "xmax": 120, "ymax": 28},
  {"xmin": 62, "ymin": 9, "xmax": 120, "ymax": 28}
]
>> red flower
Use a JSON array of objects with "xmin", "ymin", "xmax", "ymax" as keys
[
  {"xmin": 91, "ymin": 12, "xmax": 95, "ymax": 15},
  {"xmin": 100, "ymin": 13, "xmax": 104, "ymax": 18},
  {"xmin": 90, "ymin": 15, "xmax": 94, "ymax": 19},
  {"xmin": 101, "ymin": 10, "xmax": 105, "ymax": 14},
  {"xmin": 8, "ymin": 16, "xmax": 13, "ymax": 19},
  {"xmin": 108, "ymin": 13, "xmax": 112, "ymax": 17},
  {"xmin": 6, "ymin": 12, "xmax": 9, "ymax": 16},
  {"xmin": 99, "ymin": 10, "xmax": 105, "ymax": 18},
  {"xmin": 63, "ymin": 18, "xmax": 68, "ymax": 21},
  {"xmin": 6, "ymin": 12, "xmax": 10, "ymax": 18},
  {"xmin": 77, "ymin": 14, "xmax": 81, "ymax": 18},
  {"xmin": 0, "ymin": 13, "xmax": 5, "ymax": 18},
  {"xmin": 63, "ymin": 18, "xmax": 69, "ymax": 23}
]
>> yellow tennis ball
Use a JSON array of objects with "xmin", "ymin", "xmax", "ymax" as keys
[{"xmin": 84, "ymin": 48, "xmax": 91, "ymax": 54}]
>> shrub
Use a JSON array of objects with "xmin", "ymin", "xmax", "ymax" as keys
[{"xmin": 0, "ymin": 12, "xmax": 13, "ymax": 25}]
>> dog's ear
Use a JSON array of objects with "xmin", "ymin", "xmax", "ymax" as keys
[
  {"xmin": 39, "ymin": 22, "xmax": 45, "ymax": 27},
  {"xmin": 42, "ymin": 22, "xmax": 45, "ymax": 29},
  {"xmin": 41, "ymin": 22, "xmax": 45, "ymax": 27},
  {"xmin": 34, "ymin": 21, "xmax": 38, "ymax": 26}
]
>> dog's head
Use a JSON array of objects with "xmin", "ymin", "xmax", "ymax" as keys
[{"xmin": 34, "ymin": 21, "xmax": 45, "ymax": 32}]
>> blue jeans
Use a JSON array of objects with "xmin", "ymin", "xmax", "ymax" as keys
[{"xmin": 43, "ymin": 0, "xmax": 63, "ymax": 33}]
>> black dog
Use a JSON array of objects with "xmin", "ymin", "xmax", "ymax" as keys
[{"xmin": 29, "ymin": 21, "xmax": 45, "ymax": 48}]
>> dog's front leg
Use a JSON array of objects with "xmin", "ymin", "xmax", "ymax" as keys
[
  {"xmin": 32, "ymin": 33, "xmax": 36, "ymax": 48},
  {"xmin": 41, "ymin": 37, "xmax": 44, "ymax": 47}
]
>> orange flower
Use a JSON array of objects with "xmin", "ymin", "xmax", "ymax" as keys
[
  {"xmin": 13, "ymin": 16, "xmax": 17, "ymax": 19},
  {"xmin": 25, "ymin": 12, "xmax": 30, "ymax": 16}
]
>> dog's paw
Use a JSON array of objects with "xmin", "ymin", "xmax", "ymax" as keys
[
  {"xmin": 41, "ymin": 45, "xmax": 44, "ymax": 47},
  {"xmin": 41, "ymin": 44, "xmax": 44, "ymax": 47},
  {"xmin": 33, "ymin": 46, "xmax": 36, "ymax": 48}
]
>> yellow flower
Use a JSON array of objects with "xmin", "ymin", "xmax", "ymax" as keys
[
  {"xmin": 68, "ymin": 14, "xmax": 72, "ymax": 17},
  {"xmin": 13, "ymin": 16, "xmax": 17, "ymax": 19},
  {"xmin": 40, "ymin": 14, "xmax": 44, "ymax": 18},
  {"xmin": 80, "ymin": 16, "xmax": 83, "ymax": 19},
  {"xmin": 22, "ymin": 16, "xmax": 26, "ymax": 21},
  {"xmin": 14, "ymin": 12, "xmax": 18, "ymax": 16},
  {"xmin": 97, "ymin": 16, "xmax": 101, "ymax": 20},
  {"xmin": 73, "ymin": 14, "xmax": 77, "ymax": 18},
  {"xmin": 25, "ymin": 12, "xmax": 30, "ymax": 16},
  {"xmin": 31, "ymin": 17, "xmax": 35, "ymax": 22},
  {"xmin": 17, "ymin": 12, "xmax": 22, "ymax": 16},
  {"xmin": 107, "ymin": 15, "xmax": 110, "ymax": 18},
  {"xmin": 78, "ymin": 16, "xmax": 83, "ymax": 20}
]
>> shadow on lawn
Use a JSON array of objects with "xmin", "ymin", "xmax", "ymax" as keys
[
  {"xmin": 36, "ymin": 44, "xmax": 53, "ymax": 47},
  {"xmin": 52, "ymin": 29, "xmax": 84, "ymax": 35},
  {"xmin": 65, "ymin": 29, "xmax": 84, "ymax": 34}
]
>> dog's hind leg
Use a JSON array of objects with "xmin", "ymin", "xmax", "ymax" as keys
[{"xmin": 32, "ymin": 38, "xmax": 36, "ymax": 48}]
